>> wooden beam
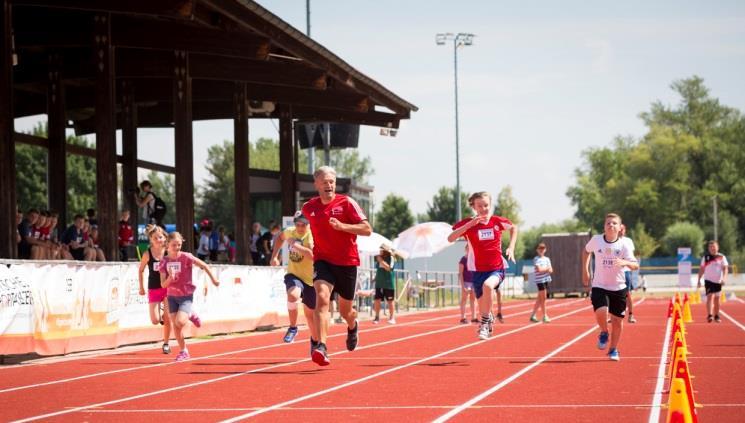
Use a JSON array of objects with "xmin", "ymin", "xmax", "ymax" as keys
[
  {"xmin": 173, "ymin": 50, "xmax": 194, "ymax": 251},
  {"xmin": 233, "ymin": 82, "xmax": 251, "ymax": 265},
  {"xmin": 278, "ymin": 105, "xmax": 294, "ymax": 216},
  {"xmin": 120, "ymin": 79, "xmax": 138, "ymax": 233},
  {"xmin": 294, "ymin": 106, "xmax": 401, "ymax": 129},
  {"xmin": 189, "ymin": 53, "xmax": 326, "ymax": 89},
  {"xmin": 0, "ymin": 0, "xmax": 17, "ymax": 258},
  {"xmin": 12, "ymin": 0, "xmax": 196, "ymax": 18},
  {"xmin": 47, "ymin": 51, "xmax": 67, "ymax": 224},
  {"xmin": 94, "ymin": 12, "xmax": 118, "ymax": 261}
]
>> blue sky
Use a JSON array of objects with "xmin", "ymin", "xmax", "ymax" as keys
[{"xmin": 16, "ymin": 1, "xmax": 745, "ymax": 227}]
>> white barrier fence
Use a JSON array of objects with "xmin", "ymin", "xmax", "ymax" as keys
[{"xmin": 0, "ymin": 260, "xmax": 290, "ymax": 356}]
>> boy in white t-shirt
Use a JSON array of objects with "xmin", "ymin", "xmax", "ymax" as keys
[
  {"xmin": 582, "ymin": 213, "xmax": 639, "ymax": 361},
  {"xmin": 697, "ymin": 240, "xmax": 728, "ymax": 323}
]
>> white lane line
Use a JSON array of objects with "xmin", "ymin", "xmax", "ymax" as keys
[
  {"xmin": 721, "ymin": 310, "xmax": 745, "ymax": 332},
  {"xmin": 432, "ymin": 326, "xmax": 596, "ymax": 422},
  {"xmin": 647, "ymin": 315, "xmax": 673, "ymax": 423},
  {"xmin": 219, "ymin": 302, "xmax": 590, "ymax": 422},
  {"xmin": 11, "ymin": 299, "xmax": 580, "ymax": 423},
  {"xmin": 0, "ymin": 307, "xmax": 472, "ymax": 394}
]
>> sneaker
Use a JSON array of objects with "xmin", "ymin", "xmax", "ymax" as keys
[
  {"xmin": 460, "ymin": 318, "xmax": 469, "ymax": 324},
  {"xmin": 707, "ymin": 314, "xmax": 714, "ymax": 323},
  {"xmin": 175, "ymin": 350, "xmax": 190, "ymax": 362},
  {"xmin": 478, "ymin": 324, "xmax": 490, "ymax": 340},
  {"xmin": 597, "ymin": 331, "xmax": 609, "ymax": 350},
  {"xmin": 488, "ymin": 313, "xmax": 494, "ymax": 333},
  {"xmin": 608, "ymin": 348, "xmax": 620, "ymax": 361},
  {"xmin": 310, "ymin": 338, "xmax": 319, "ymax": 355},
  {"xmin": 162, "ymin": 343, "xmax": 171, "ymax": 354},
  {"xmin": 334, "ymin": 317, "xmax": 344, "ymax": 324},
  {"xmin": 189, "ymin": 314, "xmax": 202, "ymax": 328},
  {"xmin": 628, "ymin": 314, "xmax": 637, "ymax": 323},
  {"xmin": 530, "ymin": 314, "xmax": 539, "ymax": 323},
  {"xmin": 346, "ymin": 320, "xmax": 359, "ymax": 351},
  {"xmin": 283, "ymin": 327, "xmax": 298, "ymax": 343},
  {"xmin": 542, "ymin": 315, "xmax": 551, "ymax": 323},
  {"xmin": 470, "ymin": 318, "xmax": 479, "ymax": 323},
  {"xmin": 496, "ymin": 313, "xmax": 504, "ymax": 323},
  {"xmin": 372, "ymin": 317, "xmax": 380, "ymax": 325},
  {"xmin": 714, "ymin": 315, "xmax": 721, "ymax": 323},
  {"xmin": 387, "ymin": 318, "xmax": 396, "ymax": 325},
  {"xmin": 311, "ymin": 343, "xmax": 330, "ymax": 366}
]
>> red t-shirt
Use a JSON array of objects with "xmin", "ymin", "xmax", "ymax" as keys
[
  {"xmin": 302, "ymin": 194, "xmax": 367, "ymax": 266},
  {"xmin": 39, "ymin": 226, "xmax": 51, "ymax": 241},
  {"xmin": 118, "ymin": 221, "xmax": 134, "ymax": 247},
  {"xmin": 452, "ymin": 215, "xmax": 513, "ymax": 272}
]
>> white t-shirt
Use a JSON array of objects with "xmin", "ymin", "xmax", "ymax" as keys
[
  {"xmin": 196, "ymin": 233, "xmax": 210, "ymax": 256},
  {"xmin": 700, "ymin": 254, "xmax": 728, "ymax": 283},
  {"xmin": 533, "ymin": 256, "xmax": 552, "ymax": 283},
  {"xmin": 585, "ymin": 234, "xmax": 636, "ymax": 291}
]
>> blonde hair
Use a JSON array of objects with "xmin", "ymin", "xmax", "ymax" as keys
[
  {"xmin": 167, "ymin": 231, "xmax": 184, "ymax": 243},
  {"xmin": 145, "ymin": 224, "xmax": 165, "ymax": 239},
  {"xmin": 468, "ymin": 191, "xmax": 491, "ymax": 207},
  {"xmin": 605, "ymin": 213, "xmax": 622, "ymax": 223}
]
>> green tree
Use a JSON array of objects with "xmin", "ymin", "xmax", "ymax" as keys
[
  {"xmin": 662, "ymin": 222, "xmax": 705, "ymax": 257},
  {"xmin": 15, "ymin": 142, "xmax": 48, "ymax": 212},
  {"xmin": 631, "ymin": 222, "xmax": 659, "ymax": 260},
  {"xmin": 494, "ymin": 185, "xmax": 521, "ymax": 226},
  {"xmin": 423, "ymin": 186, "xmax": 470, "ymax": 223},
  {"xmin": 374, "ymin": 194, "xmax": 414, "ymax": 240},
  {"xmin": 196, "ymin": 141, "xmax": 235, "ymax": 230}
]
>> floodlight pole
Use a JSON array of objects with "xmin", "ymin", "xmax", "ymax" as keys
[
  {"xmin": 437, "ymin": 33, "xmax": 474, "ymax": 222},
  {"xmin": 306, "ymin": 0, "xmax": 316, "ymax": 174}
]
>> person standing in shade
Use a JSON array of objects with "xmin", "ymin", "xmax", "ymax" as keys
[
  {"xmin": 372, "ymin": 243, "xmax": 397, "ymax": 325},
  {"xmin": 270, "ymin": 213, "xmax": 317, "ymax": 347},
  {"xmin": 582, "ymin": 213, "xmax": 638, "ymax": 361},
  {"xmin": 302, "ymin": 166, "xmax": 372, "ymax": 366},
  {"xmin": 458, "ymin": 243, "xmax": 478, "ymax": 324},
  {"xmin": 448, "ymin": 191, "xmax": 518, "ymax": 341},
  {"xmin": 530, "ymin": 242, "xmax": 553, "ymax": 323},
  {"xmin": 697, "ymin": 240, "xmax": 728, "ymax": 323}
]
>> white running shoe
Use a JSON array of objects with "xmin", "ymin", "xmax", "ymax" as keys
[{"xmin": 478, "ymin": 324, "xmax": 490, "ymax": 340}]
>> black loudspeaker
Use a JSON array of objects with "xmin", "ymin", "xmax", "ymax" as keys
[{"xmin": 296, "ymin": 122, "xmax": 359, "ymax": 149}]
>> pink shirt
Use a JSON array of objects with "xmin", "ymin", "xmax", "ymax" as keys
[{"xmin": 159, "ymin": 252, "xmax": 197, "ymax": 297}]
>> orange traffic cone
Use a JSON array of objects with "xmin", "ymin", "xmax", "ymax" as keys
[
  {"xmin": 672, "ymin": 357, "xmax": 700, "ymax": 422},
  {"xmin": 720, "ymin": 291, "xmax": 727, "ymax": 303},
  {"xmin": 683, "ymin": 297, "xmax": 693, "ymax": 323},
  {"xmin": 667, "ymin": 298, "xmax": 674, "ymax": 317},
  {"xmin": 666, "ymin": 378, "xmax": 695, "ymax": 423}
]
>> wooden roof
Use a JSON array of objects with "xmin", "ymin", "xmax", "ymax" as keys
[{"xmin": 10, "ymin": 0, "xmax": 417, "ymax": 134}]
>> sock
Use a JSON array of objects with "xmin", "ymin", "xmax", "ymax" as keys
[{"xmin": 481, "ymin": 315, "xmax": 490, "ymax": 325}]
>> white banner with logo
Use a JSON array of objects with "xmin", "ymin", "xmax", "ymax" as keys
[{"xmin": 0, "ymin": 260, "xmax": 289, "ymax": 355}]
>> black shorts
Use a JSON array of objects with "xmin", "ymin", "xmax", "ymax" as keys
[
  {"xmin": 283, "ymin": 274, "xmax": 316, "ymax": 309},
  {"xmin": 536, "ymin": 282, "xmax": 549, "ymax": 292},
  {"xmin": 591, "ymin": 287, "xmax": 628, "ymax": 318},
  {"xmin": 704, "ymin": 280, "xmax": 722, "ymax": 295},
  {"xmin": 374, "ymin": 288, "xmax": 395, "ymax": 301},
  {"xmin": 70, "ymin": 247, "xmax": 85, "ymax": 261},
  {"xmin": 314, "ymin": 260, "xmax": 357, "ymax": 301}
]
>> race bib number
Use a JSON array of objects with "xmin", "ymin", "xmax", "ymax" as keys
[
  {"xmin": 167, "ymin": 262, "xmax": 181, "ymax": 276},
  {"xmin": 153, "ymin": 261, "xmax": 160, "ymax": 272},
  {"xmin": 478, "ymin": 228, "xmax": 495, "ymax": 241}
]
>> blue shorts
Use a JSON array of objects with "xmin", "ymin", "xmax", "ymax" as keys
[
  {"xmin": 284, "ymin": 274, "xmax": 316, "ymax": 309},
  {"xmin": 472, "ymin": 270, "xmax": 506, "ymax": 299},
  {"xmin": 167, "ymin": 295, "xmax": 194, "ymax": 315}
]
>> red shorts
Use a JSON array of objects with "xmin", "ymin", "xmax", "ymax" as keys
[{"xmin": 148, "ymin": 288, "xmax": 167, "ymax": 304}]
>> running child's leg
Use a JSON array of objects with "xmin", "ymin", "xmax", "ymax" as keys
[
  {"xmin": 609, "ymin": 314, "xmax": 623, "ymax": 350},
  {"xmin": 286, "ymin": 286, "xmax": 301, "ymax": 328},
  {"xmin": 148, "ymin": 302, "xmax": 160, "ymax": 325}
]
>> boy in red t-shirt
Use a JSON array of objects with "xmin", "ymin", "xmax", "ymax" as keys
[{"xmin": 118, "ymin": 210, "xmax": 134, "ymax": 261}]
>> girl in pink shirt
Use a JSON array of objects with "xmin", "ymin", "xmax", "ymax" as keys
[{"xmin": 159, "ymin": 232, "xmax": 219, "ymax": 361}]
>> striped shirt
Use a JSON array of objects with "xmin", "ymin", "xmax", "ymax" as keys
[{"xmin": 533, "ymin": 256, "xmax": 552, "ymax": 284}]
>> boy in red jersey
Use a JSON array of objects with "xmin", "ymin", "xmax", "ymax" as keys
[
  {"xmin": 448, "ymin": 192, "xmax": 518, "ymax": 340},
  {"xmin": 302, "ymin": 166, "xmax": 372, "ymax": 366}
]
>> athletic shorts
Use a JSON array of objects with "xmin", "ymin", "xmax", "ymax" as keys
[
  {"xmin": 462, "ymin": 282, "xmax": 474, "ymax": 291},
  {"xmin": 284, "ymin": 273, "xmax": 316, "ymax": 309},
  {"xmin": 472, "ymin": 269, "xmax": 506, "ymax": 299},
  {"xmin": 704, "ymin": 280, "xmax": 722, "ymax": 295},
  {"xmin": 536, "ymin": 282, "xmax": 549, "ymax": 292},
  {"xmin": 313, "ymin": 260, "xmax": 357, "ymax": 301},
  {"xmin": 374, "ymin": 288, "xmax": 395, "ymax": 301},
  {"xmin": 167, "ymin": 295, "xmax": 194, "ymax": 315},
  {"xmin": 70, "ymin": 247, "xmax": 85, "ymax": 261},
  {"xmin": 148, "ymin": 287, "xmax": 167, "ymax": 304},
  {"xmin": 591, "ymin": 287, "xmax": 628, "ymax": 318}
]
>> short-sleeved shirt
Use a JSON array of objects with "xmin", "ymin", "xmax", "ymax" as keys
[
  {"xmin": 459, "ymin": 256, "xmax": 474, "ymax": 283},
  {"xmin": 283, "ymin": 226, "xmax": 314, "ymax": 286},
  {"xmin": 585, "ymin": 234, "xmax": 636, "ymax": 291},
  {"xmin": 302, "ymin": 194, "xmax": 367, "ymax": 266},
  {"xmin": 701, "ymin": 253, "xmax": 728, "ymax": 283},
  {"xmin": 17, "ymin": 219, "xmax": 33, "ymax": 258},
  {"xmin": 61, "ymin": 225, "xmax": 84, "ymax": 247},
  {"xmin": 534, "ymin": 256, "xmax": 552, "ymax": 283},
  {"xmin": 159, "ymin": 252, "xmax": 197, "ymax": 297},
  {"xmin": 375, "ymin": 255, "xmax": 395, "ymax": 289},
  {"xmin": 452, "ymin": 215, "xmax": 513, "ymax": 272},
  {"xmin": 118, "ymin": 221, "xmax": 134, "ymax": 247}
]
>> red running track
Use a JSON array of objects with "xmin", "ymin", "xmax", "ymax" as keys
[{"xmin": 1, "ymin": 296, "xmax": 744, "ymax": 422}]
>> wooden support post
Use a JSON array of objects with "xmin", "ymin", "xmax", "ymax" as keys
[
  {"xmin": 47, "ymin": 51, "xmax": 67, "ymax": 225},
  {"xmin": 173, "ymin": 50, "xmax": 194, "ymax": 252},
  {"xmin": 94, "ymin": 13, "xmax": 118, "ymax": 261},
  {"xmin": 0, "ymin": 0, "xmax": 16, "ymax": 258},
  {"xmin": 279, "ymin": 106, "xmax": 295, "ymax": 217},
  {"xmin": 121, "ymin": 80, "xmax": 139, "ymax": 233},
  {"xmin": 233, "ymin": 82, "xmax": 251, "ymax": 265}
]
